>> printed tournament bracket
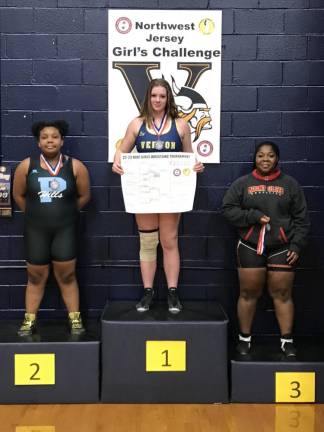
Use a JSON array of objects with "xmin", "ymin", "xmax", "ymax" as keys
[{"xmin": 108, "ymin": 9, "xmax": 222, "ymax": 163}]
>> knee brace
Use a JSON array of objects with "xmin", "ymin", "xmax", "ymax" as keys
[{"xmin": 139, "ymin": 230, "xmax": 159, "ymax": 262}]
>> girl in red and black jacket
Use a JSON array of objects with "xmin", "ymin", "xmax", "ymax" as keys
[{"xmin": 222, "ymin": 141, "xmax": 310, "ymax": 358}]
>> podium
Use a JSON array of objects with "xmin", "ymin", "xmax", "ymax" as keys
[
  {"xmin": 0, "ymin": 319, "xmax": 100, "ymax": 404},
  {"xmin": 231, "ymin": 336, "xmax": 324, "ymax": 403},
  {"xmin": 101, "ymin": 300, "xmax": 229, "ymax": 403}
]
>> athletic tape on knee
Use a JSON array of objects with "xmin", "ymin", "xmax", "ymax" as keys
[{"xmin": 139, "ymin": 230, "xmax": 159, "ymax": 262}]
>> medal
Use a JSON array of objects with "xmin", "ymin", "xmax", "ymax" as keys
[
  {"xmin": 152, "ymin": 112, "xmax": 167, "ymax": 150},
  {"xmin": 155, "ymin": 140, "xmax": 164, "ymax": 150},
  {"xmin": 41, "ymin": 153, "xmax": 63, "ymax": 176},
  {"xmin": 50, "ymin": 179, "xmax": 59, "ymax": 190}
]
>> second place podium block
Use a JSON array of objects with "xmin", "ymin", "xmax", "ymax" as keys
[
  {"xmin": 101, "ymin": 300, "xmax": 229, "ymax": 403},
  {"xmin": 0, "ymin": 320, "xmax": 100, "ymax": 404}
]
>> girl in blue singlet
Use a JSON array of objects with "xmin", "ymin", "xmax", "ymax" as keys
[{"xmin": 112, "ymin": 79, "xmax": 204, "ymax": 313}]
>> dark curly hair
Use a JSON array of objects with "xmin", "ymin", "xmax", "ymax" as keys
[
  {"xmin": 31, "ymin": 120, "xmax": 69, "ymax": 140},
  {"xmin": 253, "ymin": 141, "xmax": 280, "ymax": 169}
]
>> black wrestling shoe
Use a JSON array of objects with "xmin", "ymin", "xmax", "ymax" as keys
[
  {"xmin": 281, "ymin": 339, "xmax": 297, "ymax": 357},
  {"xmin": 167, "ymin": 288, "xmax": 182, "ymax": 314},
  {"xmin": 236, "ymin": 334, "xmax": 251, "ymax": 355},
  {"xmin": 136, "ymin": 289, "xmax": 154, "ymax": 312}
]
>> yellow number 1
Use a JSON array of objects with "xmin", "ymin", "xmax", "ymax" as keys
[{"xmin": 146, "ymin": 341, "xmax": 186, "ymax": 372}]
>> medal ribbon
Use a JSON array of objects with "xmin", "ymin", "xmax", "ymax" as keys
[
  {"xmin": 41, "ymin": 153, "xmax": 63, "ymax": 176},
  {"xmin": 152, "ymin": 112, "xmax": 167, "ymax": 141},
  {"xmin": 257, "ymin": 223, "xmax": 270, "ymax": 255}
]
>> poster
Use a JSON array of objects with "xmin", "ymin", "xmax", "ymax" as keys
[{"xmin": 108, "ymin": 9, "xmax": 222, "ymax": 163}]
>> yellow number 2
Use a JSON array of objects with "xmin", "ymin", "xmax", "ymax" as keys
[{"xmin": 15, "ymin": 354, "xmax": 55, "ymax": 386}]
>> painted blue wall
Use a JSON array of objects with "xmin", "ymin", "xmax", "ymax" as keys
[{"xmin": 1, "ymin": 0, "xmax": 323, "ymax": 333}]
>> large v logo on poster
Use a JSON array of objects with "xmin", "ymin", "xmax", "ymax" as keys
[{"xmin": 108, "ymin": 9, "xmax": 222, "ymax": 163}]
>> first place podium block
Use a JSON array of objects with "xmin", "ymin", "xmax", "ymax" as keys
[
  {"xmin": 0, "ymin": 320, "xmax": 100, "ymax": 404},
  {"xmin": 101, "ymin": 301, "xmax": 229, "ymax": 403}
]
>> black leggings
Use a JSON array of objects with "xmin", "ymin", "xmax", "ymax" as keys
[{"xmin": 24, "ymin": 223, "xmax": 77, "ymax": 265}]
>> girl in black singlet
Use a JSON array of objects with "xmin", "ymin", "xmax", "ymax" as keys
[{"xmin": 13, "ymin": 120, "xmax": 90, "ymax": 336}]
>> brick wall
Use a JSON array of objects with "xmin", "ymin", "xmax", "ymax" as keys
[{"xmin": 1, "ymin": 0, "xmax": 323, "ymax": 333}]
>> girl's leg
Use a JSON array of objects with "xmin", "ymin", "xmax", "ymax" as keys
[
  {"xmin": 237, "ymin": 268, "xmax": 266, "ymax": 334},
  {"xmin": 158, "ymin": 213, "xmax": 181, "ymax": 288},
  {"xmin": 267, "ymin": 270, "xmax": 296, "ymax": 356},
  {"xmin": 25, "ymin": 263, "xmax": 49, "ymax": 313},
  {"xmin": 135, "ymin": 214, "xmax": 159, "ymax": 289},
  {"xmin": 53, "ymin": 259, "xmax": 84, "ymax": 333},
  {"xmin": 19, "ymin": 263, "xmax": 49, "ymax": 335},
  {"xmin": 52, "ymin": 259, "xmax": 79, "ymax": 312}
]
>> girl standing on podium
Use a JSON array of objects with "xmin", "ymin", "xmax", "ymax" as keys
[
  {"xmin": 13, "ymin": 120, "xmax": 90, "ymax": 335},
  {"xmin": 222, "ymin": 141, "xmax": 310, "ymax": 357},
  {"xmin": 112, "ymin": 78, "xmax": 204, "ymax": 313}
]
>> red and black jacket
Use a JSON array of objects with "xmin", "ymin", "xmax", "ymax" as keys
[{"xmin": 222, "ymin": 169, "xmax": 310, "ymax": 254}]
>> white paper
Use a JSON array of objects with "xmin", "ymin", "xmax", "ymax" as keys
[{"xmin": 121, "ymin": 152, "xmax": 197, "ymax": 213}]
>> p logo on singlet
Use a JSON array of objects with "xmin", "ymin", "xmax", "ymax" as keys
[{"xmin": 37, "ymin": 177, "xmax": 67, "ymax": 203}]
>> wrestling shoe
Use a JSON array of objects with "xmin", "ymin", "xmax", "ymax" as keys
[
  {"xmin": 136, "ymin": 289, "xmax": 154, "ymax": 312},
  {"xmin": 68, "ymin": 312, "xmax": 85, "ymax": 334},
  {"xmin": 18, "ymin": 313, "xmax": 36, "ymax": 336},
  {"xmin": 236, "ymin": 334, "xmax": 251, "ymax": 355},
  {"xmin": 167, "ymin": 288, "xmax": 182, "ymax": 314},
  {"xmin": 281, "ymin": 338, "xmax": 297, "ymax": 357}
]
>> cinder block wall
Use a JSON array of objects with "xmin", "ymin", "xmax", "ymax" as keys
[{"xmin": 1, "ymin": 0, "xmax": 323, "ymax": 334}]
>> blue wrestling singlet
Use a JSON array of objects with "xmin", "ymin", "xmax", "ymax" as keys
[{"xmin": 134, "ymin": 119, "xmax": 183, "ymax": 153}]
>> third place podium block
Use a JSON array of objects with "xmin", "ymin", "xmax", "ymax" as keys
[
  {"xmin": 101, "ymin": 300, "xmax": 229, "ymax": 403},
  {"xmin": 231, "ymin": 336, "xmax": 324, "ymax": 403}
]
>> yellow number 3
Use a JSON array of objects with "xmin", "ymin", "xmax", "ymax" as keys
[{"xmin": 275, "ymin": 372, "xmax": 315, "ymax": 402}]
